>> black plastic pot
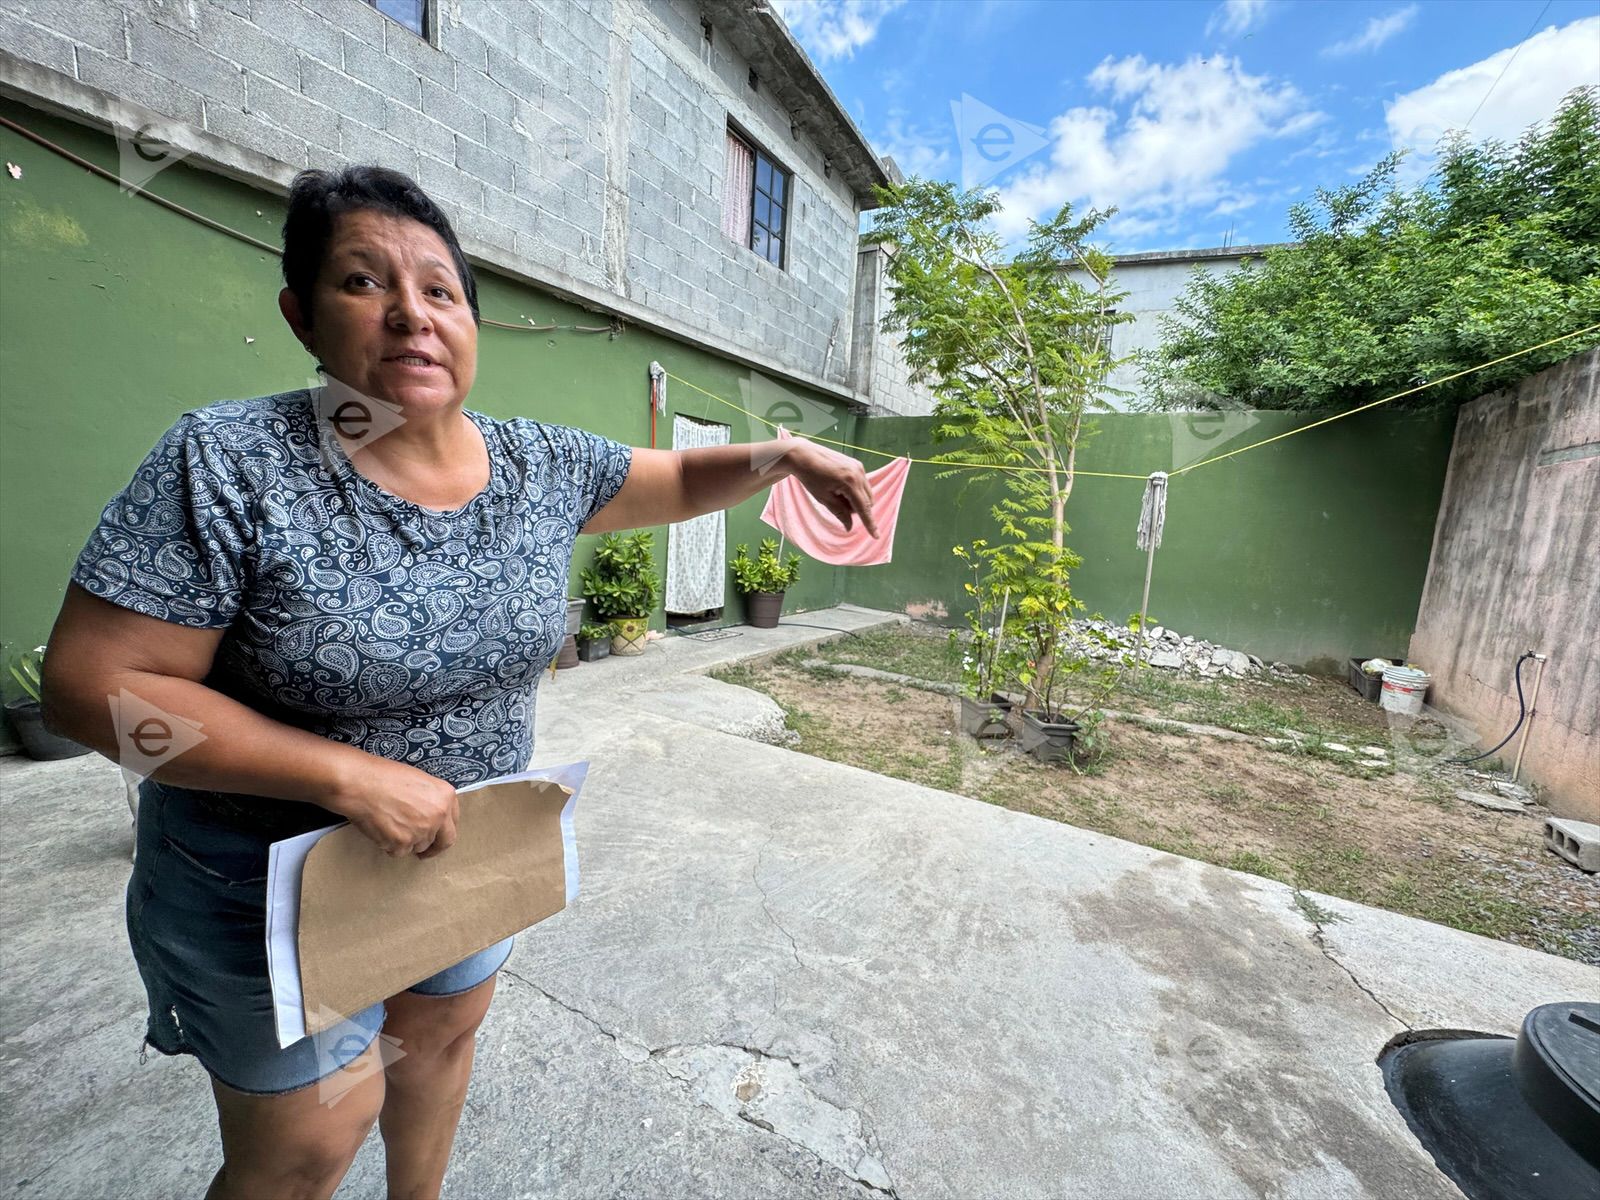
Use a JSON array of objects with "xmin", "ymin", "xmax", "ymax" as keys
[
  {"xmin": 1018, "ymin": 709, "xmax": 1079, "ymax": 763},
  {"xmin": 1382, "ymin": 1002, "xmax": 1599, "ymax": 1200},
  {"xmin": 576, "ymin": 637, "xmax": 611, "ymax": 662},
  {"xmin": 3, "ymin": 699, "xmax": 93, "ymax": 761},
  {"xmin": 746, "ymin": 591, "xmax": 784, "ymax": 629},
  {"xmin": 959, "ymin": 693, "xmax": 1013, "ymax": 739}
]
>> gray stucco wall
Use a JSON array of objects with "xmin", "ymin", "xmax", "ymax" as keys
[
  {"xmin": 1067, "ymin": 248, "xmax": 1270, "ymax": 409},
  {"xmin": 1408, "ymin": 349, "xmax": 1600, "ymax": 819},
  {"xmin": 0, "ymin": 0, "xmax": 869, "ymax": 392}
]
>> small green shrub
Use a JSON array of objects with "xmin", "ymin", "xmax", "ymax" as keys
[{"xmin": 731, "ymin": 538, "xmax": 801, "ymax": 594}]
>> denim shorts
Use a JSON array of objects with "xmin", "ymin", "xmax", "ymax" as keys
[{"xmin": 127, "ymin": 780, "xmax": 515, "ymax": 1095}]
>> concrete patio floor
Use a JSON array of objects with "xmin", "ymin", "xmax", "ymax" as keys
[{"xmin": 2, "ymin": 603, "xmax": 1595, "ymax": 1199}]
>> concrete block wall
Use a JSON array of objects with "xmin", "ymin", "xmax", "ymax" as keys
[
  {"xmin": 0, "ymin": 0, "xmax": 868, "ymax": 391},
  {"xmin": 1408, "ymin": 349, "xmax": 1600, "ymax": 820},
  {"xmin": 850, "ymin": 243, "xmax": 935, "ymax": 417}
]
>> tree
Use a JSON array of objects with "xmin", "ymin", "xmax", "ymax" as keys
[
  {"xmin": 867, "ymin": 181, "xmax": 1131, "ymax": 713},
  {"xmin": 1141, "ymin": 87, "xmax": 1600, "ymax": 412}
]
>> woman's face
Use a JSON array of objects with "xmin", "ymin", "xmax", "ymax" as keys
[{"xmin": 280, "ymin": 208, "xmax": 478, "ymax": 415}]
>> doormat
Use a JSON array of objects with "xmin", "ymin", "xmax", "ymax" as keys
[{"xmin": 680, "ymin": 629, "xmax": 743, "ymax": 642}]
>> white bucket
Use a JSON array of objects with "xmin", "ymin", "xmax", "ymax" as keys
[{"xmin": 1380, "ymin": 665, "xmax": 1431, "ymax": 716}]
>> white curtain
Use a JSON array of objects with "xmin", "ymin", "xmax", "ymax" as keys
[
  {"xmin": 666, "ymin": 416, "xmax": 730, "ymax": 614},
  {"xmin": 722, "ymin": 132, "xmax": 753, "ymax": 244}
]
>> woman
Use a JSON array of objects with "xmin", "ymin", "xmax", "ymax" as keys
[{"xmin": 40, "ymin": 165, "xmax": 875, "ymax": 1200}]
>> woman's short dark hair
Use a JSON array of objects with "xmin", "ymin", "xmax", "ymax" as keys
[{"xmin": 281, "ymin": 165, "xmax": 480, "ymax": 328}]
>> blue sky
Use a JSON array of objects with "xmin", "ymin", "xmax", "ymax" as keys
[{"xmin": 771, "ymin": 0, "xmax": 1600, "ymax": 251}]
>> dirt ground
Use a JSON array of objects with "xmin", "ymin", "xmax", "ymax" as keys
[{"xmin": 712, "ymin": 629, "xmax": 1598, "ymax": 966}]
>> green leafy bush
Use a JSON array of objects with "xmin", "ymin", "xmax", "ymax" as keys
[
  {"xmin": 1141, "ymin": 88, "xmax": 1600, "ymax": 411},
  {"xmin": 577, "ymin": 621, "xmax": 615, "ymax": 642},
  {"xmin": 731, "ymin": 539, "xmax": 801, "ymax": 594},
  {"xmin": 579, "ymin": 532, "xmax": 661, "ymax": 619}
]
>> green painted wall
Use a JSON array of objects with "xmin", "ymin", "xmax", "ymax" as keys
[
  {"xmin": 845, "ymin": 406, "xmax": 1458, "ymax": 669},
  {"xmin": 0, "ymin": 100, "xmax": 857, "ymax": 693}
]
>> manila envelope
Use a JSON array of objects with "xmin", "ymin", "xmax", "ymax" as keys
[{"xmin": 297, "ymin": 778, "xmax": 572, "ymax": 1037}]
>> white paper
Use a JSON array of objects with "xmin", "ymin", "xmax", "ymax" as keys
[{"xmin": 266, "ymin": 760, "xmax": 590, "ymax": 1048}]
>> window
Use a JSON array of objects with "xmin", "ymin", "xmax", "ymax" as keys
[
  {"xmin": 722, "ymin": 128, "xmax": 790, "ymax": 268},
  {"xmin": 368, "ymin": 0, "xmax": 427, "ymax": 38}
]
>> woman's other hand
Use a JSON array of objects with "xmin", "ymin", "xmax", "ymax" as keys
[{"xmin": 331, "ymin": 758, "xmax": 461, "ymax": 858}]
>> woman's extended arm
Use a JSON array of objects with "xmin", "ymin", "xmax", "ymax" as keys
[
  {"xmin": 580, "ymin": 438, "xmax": 878, "ymax": 538},
  {"xmin": 40, "ymin": 585, "xmax": 460, "ymax": 857}
]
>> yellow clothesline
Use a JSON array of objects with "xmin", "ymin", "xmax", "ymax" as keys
[
  {"xmin": 664, "ymin": 371, "xmax": 1150, "ymax": 480},
  {"xmin": 664, "ymin": 320, "xmax": 1600, "ymax": 484}
]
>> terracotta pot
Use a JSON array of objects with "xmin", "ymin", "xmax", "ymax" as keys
[
  {"xmin": 555, "ymin": 633, "xmax": 580, "ymax": 669},
  {"xmin": 610, "ymin": 616, "xmax": 648, "ymax": 656},
  {"xmin": 3, "ymin": 699, "xmax": 92, "ymax": 761},
  {"xmin": 746, "ymin": 591, "xmax": 784, "ymax": 629},
  {"xmin": 1017, "ymin": 709, "xmax": 1079, "ymax": 763}
]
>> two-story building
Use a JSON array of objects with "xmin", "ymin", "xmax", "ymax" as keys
[{"xmin": 0, "ymin": 0, "xmax": 918, "ymax": 677}]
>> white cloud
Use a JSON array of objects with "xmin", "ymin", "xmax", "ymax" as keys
[
  {"xmin": 1323, "ymin": 5, "xmax": 1418, "ymax": 57},
  {"xmin": 876, "ymin": 113, "xmax": 952, "ymax": 179},
  {"xmin": 1385, "ymin": 16, "xmax": 1600, "ymax": 154},
  {"xmin": 770, "ymin": 0, "xmax": 905, "ymax": 62},
  {"xmin": 990, "ymin": 54, "xmax": 1318, "ymax": 247},
  {"xmin": 1206, "ymin": 0, "xmax": 1269, "ymax": 40}
]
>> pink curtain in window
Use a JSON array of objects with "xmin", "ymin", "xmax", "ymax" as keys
[{"xmin": 722, "ymin": 133, "xmax": 753, "ymax": 243}]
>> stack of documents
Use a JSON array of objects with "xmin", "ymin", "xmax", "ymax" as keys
[{"xmin": 266, "ymin": 761, "xmax": 589, "ymax": 1048}]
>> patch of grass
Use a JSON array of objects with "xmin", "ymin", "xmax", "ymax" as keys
[
  {"xmin": 883, "ymin": 686, "xmax": 908, "ymax": 704},
  {"xmin": 709, "ymin": 662, "xmax": 762, "ymax": 691},
  {"xmin": 1292, "ymin": 892, "xmax": 1340, "ymax": 926},
  {"xmin": 1226, "ymin": 850, "xmax": 1288, "ymax": 882},
  {"xmin": 812, "ymin": 626, "xmax": 963, "ymax": 685}
]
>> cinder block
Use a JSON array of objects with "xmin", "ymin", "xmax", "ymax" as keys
[
  {"xmin": 0, "ymin": 10, "xmax": 75, "ymax": 74},
  {"xmin": 299, "ymin": 56, "xmax": 385, "ymax": 129},
  {"xmin": 455, "ymin": 134, "xmax": 514, "ymax": 191},
  {"xmin": 16, "ymin": 0, "xmax": 125, "ymax": 57},
  {"xmin": 1544, "ymin": 818, "xmax": 1600, "ymax": 873},
  {"xmin": 341, "ymin": 33, "xmax": 421, "ymax": 107},
  {"xmin": 247, "ymin": 72, "xmax": 339, "ymax": 152},
  {"xmin": 129, "ymin": 20, "xmax": 245, "ymax": 106},
  {"xmin": 199, "ymin": 5, "xmax": 298, "ymax": 90}
]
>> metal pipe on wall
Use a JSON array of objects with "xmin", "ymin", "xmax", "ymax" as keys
[{"xmin": 1511, "ymin": 653, "xmax": 1548, "ymax": 784}]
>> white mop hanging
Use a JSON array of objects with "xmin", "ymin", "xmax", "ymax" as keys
[{"xmin": 1136, "ymin": 471, "xmax": 1168, "ymax": 657}]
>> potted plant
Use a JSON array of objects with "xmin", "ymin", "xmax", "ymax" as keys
[
  {"xmin": 3, "ymin": 644, "xmax": 92, "ymax": 761},
  {"xmin": 951, "ymin": 541, "xmax": 1015, "ymax": 739},
  {"xmin": 579, "ymin": 531, "xmax": 661, "ymax": 656},
  {"xmin": 576, "ymin": 622, "xmax": 615, "ymax": 662},
  {"xmin": 731, "ymin": 539, "xmax": 801, "ymax": 629}
]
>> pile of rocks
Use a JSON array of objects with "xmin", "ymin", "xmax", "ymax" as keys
[{"xmin": 1060, "ymin": 618, "xmax": 1293, "ymax": 679}]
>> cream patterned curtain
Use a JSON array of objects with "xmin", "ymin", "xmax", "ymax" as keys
[
  {"xmin": 666, "ymin": 416, "xmax": 730, "ymax": 613},
  {"xmin": 722, "ymin": 131, "xmax": 754, "ymax": 244}
]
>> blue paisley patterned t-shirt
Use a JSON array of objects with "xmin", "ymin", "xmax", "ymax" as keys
[{"xmin": 71, "ymin": 389, "xmax": 632, "ymax": 834}]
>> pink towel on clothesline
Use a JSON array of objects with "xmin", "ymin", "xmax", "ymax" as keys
[{"xmin": 759, "ymin": 428, "xmax": 911, "ymax": 566}]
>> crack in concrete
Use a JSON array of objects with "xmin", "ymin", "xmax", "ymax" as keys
[
  {"xmin": 1291, "ymin": 891, "xmax": 1411, "ymax": 1030},
  {"xmin": 753, "ymin": 835, "xmax": 807, "ymax": 971},
  {"xmin": 499, "ymin": 969, "xmax": 898, "ymax": 1197}
]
